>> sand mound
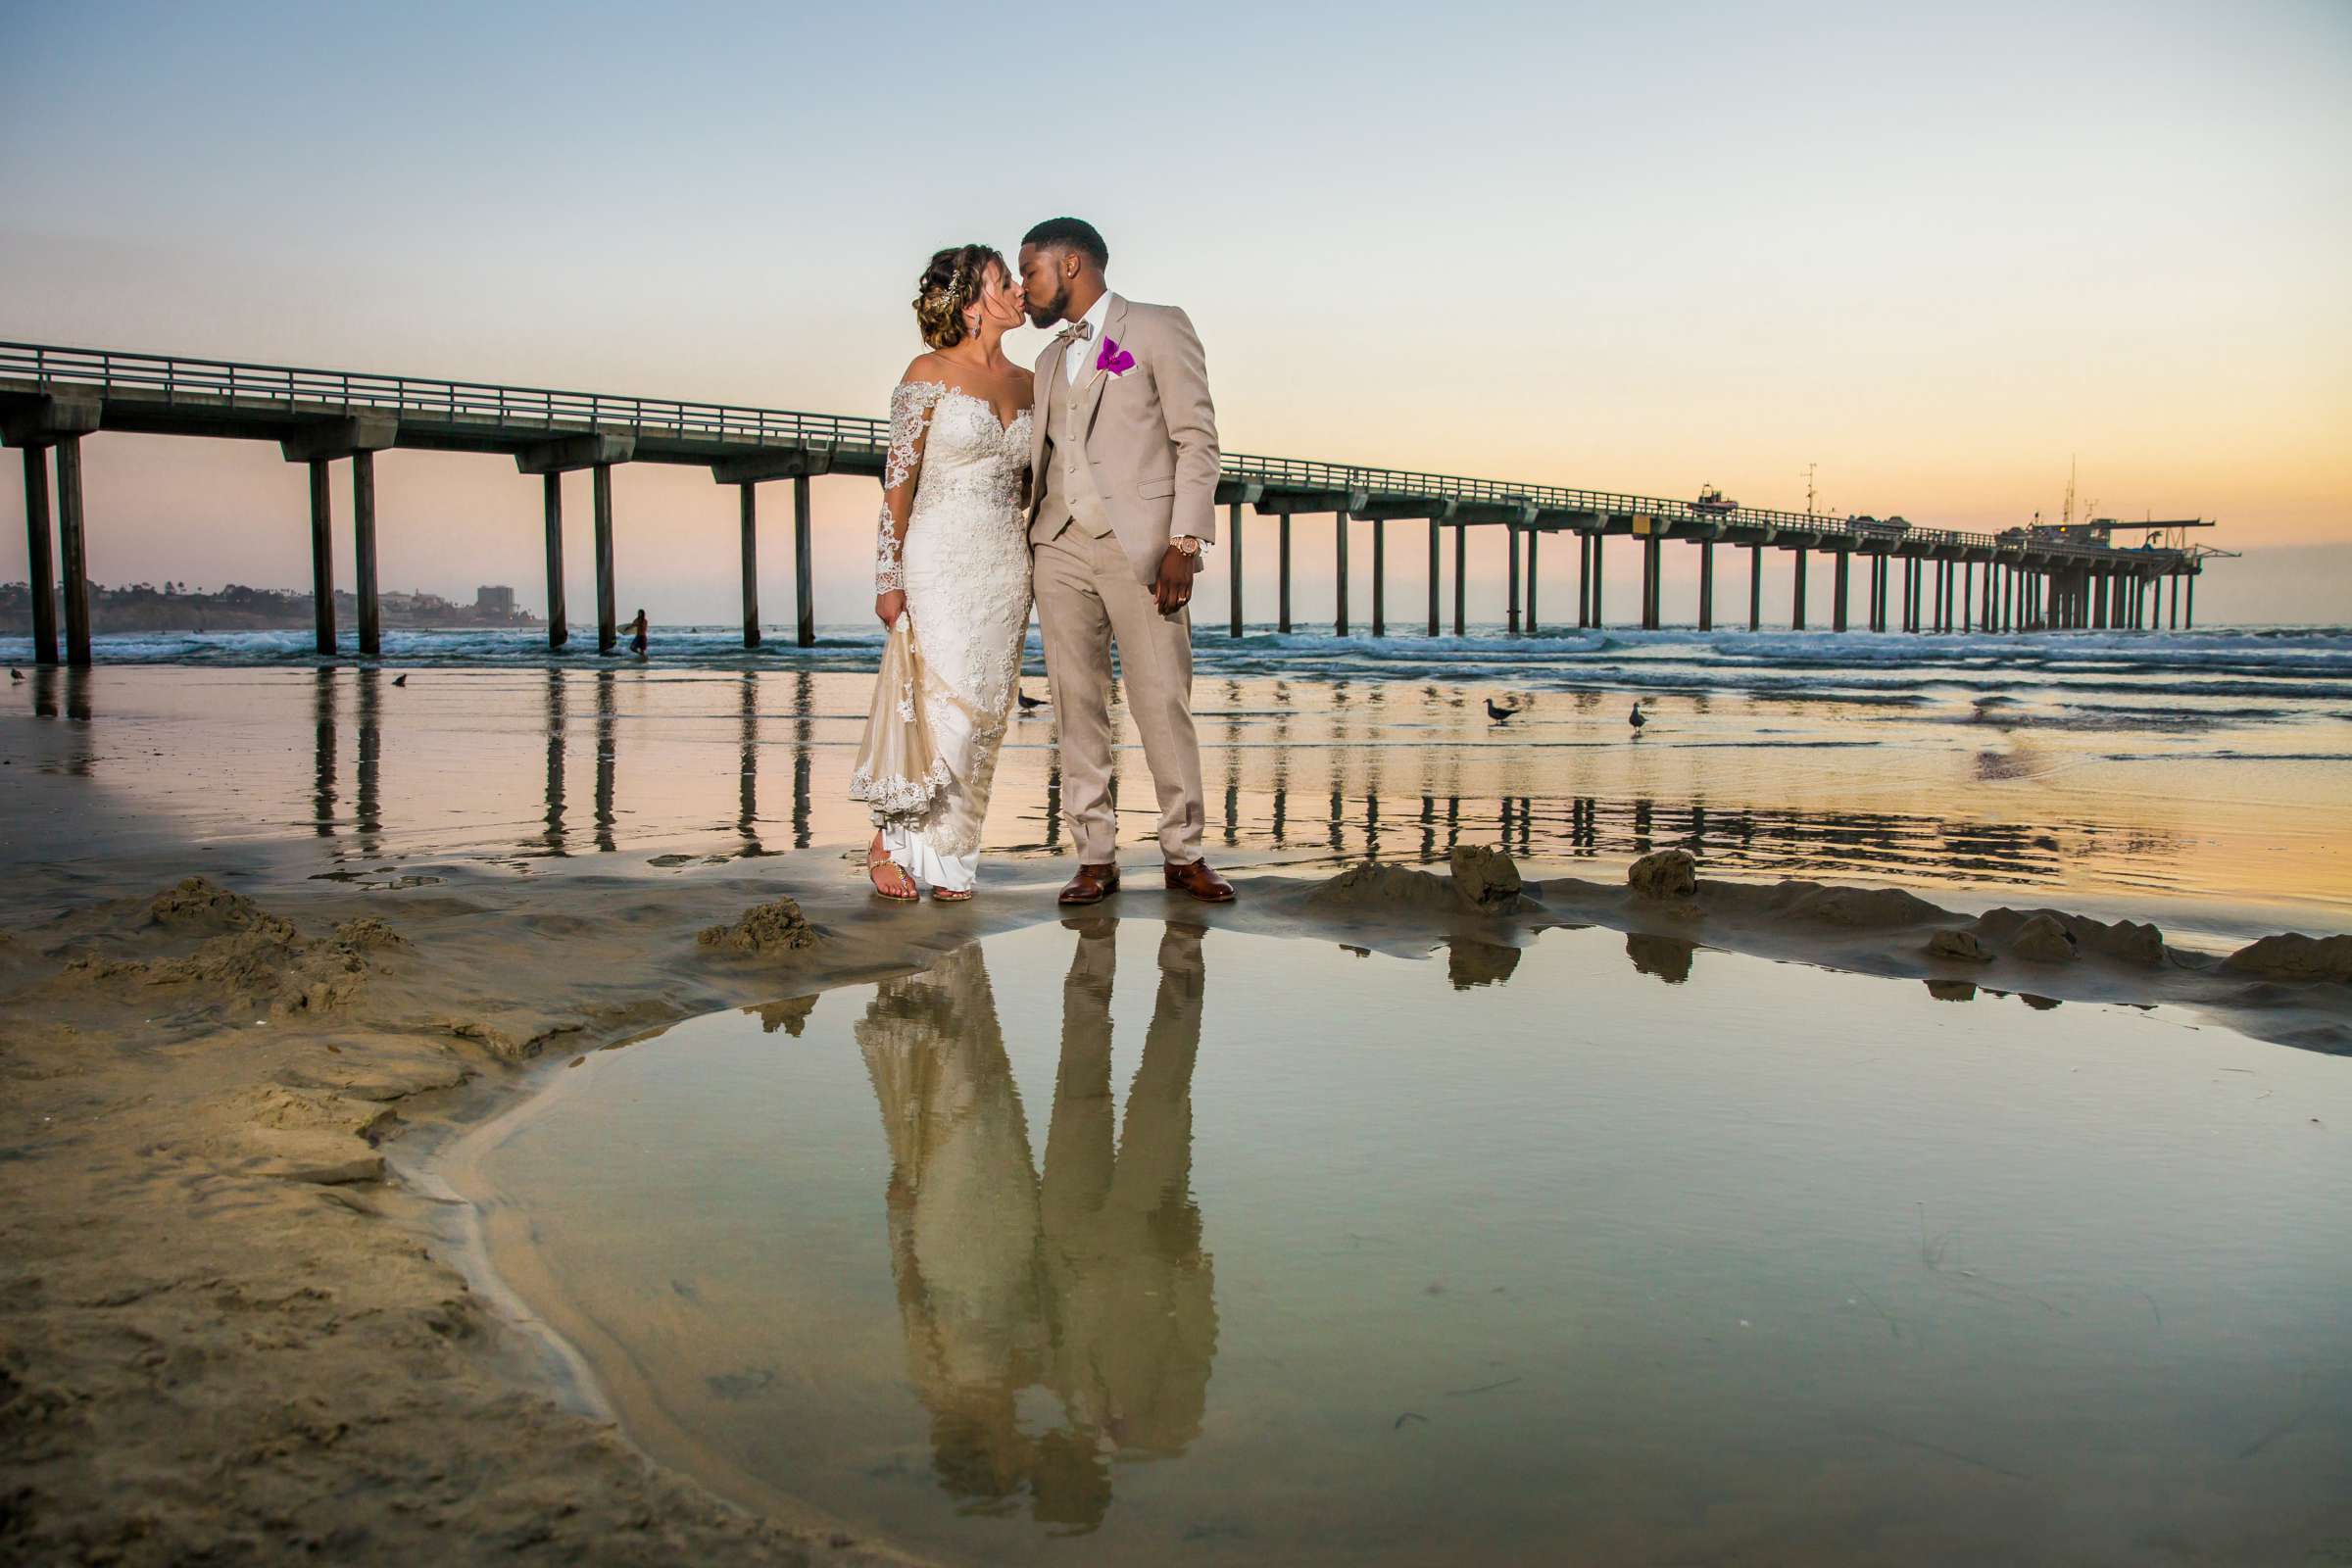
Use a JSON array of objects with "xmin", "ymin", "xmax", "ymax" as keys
[
  {"xmin": 145, "ymin": 874, "xmax": 298, "ymax": 942},
  {"xmin": 1629, "ymin": 849, "xmax": 1697, "ymax": 900},
  {"xmin": 53, "ymin": 883, "xmax": 402, "ymax": 1018},
  {"xmin": 2004, "ymin": 912, "xmax": 2080, "ymax": 962},
  {"xmin": 1449, "ymin": 846, "xmax": 1524, "ymax": 913},
  {"xmin": 1974, "ymin": 907, "xmax": 2167, "ymax": 965},
  {"xmin": 1757, "ymin": 880, "xmax": 1946, "ymax": 929},
  {"xmin": 698, "ymin": 897, "xmax": 822, "ymax": 955},
  {"xmin": 1311, "ymin": 849, "xmax": 1530, "ymax": 916},
  {"xmin": 1927, "ymin": 929, "xmax": 1993, "ymax": 962},
  {"xmin": 2222, "ymin": 932, "xmax": 2352, "ymax": 983}
]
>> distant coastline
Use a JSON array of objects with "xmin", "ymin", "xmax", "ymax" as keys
[{"xmin": 0, "ymin": 581, "xmax": 538, "ymax": 635}]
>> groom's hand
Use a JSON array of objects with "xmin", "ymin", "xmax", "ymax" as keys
[{"xmin": 1154, "ymin": 545, "xmax": 1200, "ymax": 615}]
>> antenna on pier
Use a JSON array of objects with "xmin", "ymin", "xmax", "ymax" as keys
[
  {"xmin": 2061, "ymin": 456, "xmax": 2078, "ymax": 527},
  {"xmin": 1802, "ymin": 463, "xmax": 1819, "ymax": 517}
]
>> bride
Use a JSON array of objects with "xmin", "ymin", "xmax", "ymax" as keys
[{"xmin": 850, "ymin": 244, "xmax": 1035, "ymax": 902}]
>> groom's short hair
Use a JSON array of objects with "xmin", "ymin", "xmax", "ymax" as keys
[{"xmin": 1022, "ymin": 218, "xmax": 1108, "ymax": 271}]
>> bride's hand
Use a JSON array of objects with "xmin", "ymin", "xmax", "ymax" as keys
[{"xmin": 875, "ymin": 590, "xmax": 906, "ymax": 628}]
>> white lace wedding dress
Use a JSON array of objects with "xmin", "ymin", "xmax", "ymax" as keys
[{"xmin": 849, "ymin": 381, "xmax": 1035, "ymax": 893}]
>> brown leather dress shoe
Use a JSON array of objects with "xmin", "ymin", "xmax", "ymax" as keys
[
  {"xmin": 1164, "ymin": 858, "xmax": 1236, "ymax": 903},
  {"xmin": 1058, "ymin": 863, "xmax": 1121, "ymax": 905}
]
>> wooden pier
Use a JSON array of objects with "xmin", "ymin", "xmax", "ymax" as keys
[{"xmin": 2, "ymin": 340, "xmax": 2210, "ymax": 665}]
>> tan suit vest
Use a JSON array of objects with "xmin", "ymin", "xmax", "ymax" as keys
[{"xmin": 1038, "ymin": 344, "xmax": 1113, "ymax": 541}]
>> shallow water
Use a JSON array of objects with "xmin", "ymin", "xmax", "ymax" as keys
[
  {"xmin": 454, "ymin": 920, "xmax": 2352, "ymax": 1565},
  {"xmin": 7, "ymin": 643, "xmax": 2349, "ymax": 939}
]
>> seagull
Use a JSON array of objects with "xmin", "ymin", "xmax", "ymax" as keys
[
  {"xmin": 1629, "ymin": 701, "xmax": 1646, "ymax": 730},
  {"xmin": 8, "ymin": 668, "xmax": 21, "ymax": 681},
  {"xmin": 1486, "ymin": 698, "xmax": 1517, "ymax": 723},
  {"xmin": 1016, "ymin": 689, "xmax": 1047, "ymax": 711},
  {"xmin": 392, "ymin": 674, "xmax": 408, "ymax": 687}
]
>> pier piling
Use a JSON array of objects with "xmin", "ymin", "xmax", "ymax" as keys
[
  {"xmin": 1747, "ymin": 544, "xmax": 1762, "ymax": 632},
  {"xmin": 1592, "ymin": 530, "xmax": 1605, "ymax": 628},
  {"xmin": 1233, "ymin": 502, "xmax": 1248, "ymax": 638},
  {"xmin": 1425, "ymin": 516, "xmax": 1439, "ymax": 639},
  {"xmin": 308, "ymin": 460, "xmax": 334, "ymax": 655},
  {"xmin": 1279, "ymin": 511, "xmax": 1293, "ymax": 634},
  {"xmin": 593, "ymin": 462, "xmax": 615, "ymax": 656},
  {"xmin": 1336, "ymin": 510, "xmax": 1351, "ymax": 636},
  {"xmin": 1832, "ymin": 549, "xmax": 1849, "ymax": 631},
  {"xmin": 793, "ymin": 475, "xmax": 814, "ymax": 648},
  {"xmin": 1504, "ymin": 523, "xmax": 1520, "ymax": 636},
  {"xmin": 1697, "ymin": 539, "xmax": 1714, "ymax": 631},
  {"xmin": 55, "ymin": 438, "xmax": 90, "ymax": 667},
  {"xmin": 351, "ymin": 450, "xmax": 379, "ymax": 659},
  {"xmin": 1523, "ymin": 525, "xmax": 1537, "ymax": 633},
  {"xmin": 1452, "ymin": 523, "xmax": 1466, "ymax": 636},
  {"xmin": 20, "ymin": 446, "xmax": 57, "ymax": 665},
  {"xmin": 543, "ymin": 474, "xmax": 567, "ymax": 651},
  {"xmin": 739, "ymin": 483, "xmax": 760, "ymax": 649},
  {"xmin": 1791, "ymin": 546, "xmax": 1809, "ymax": 631}
]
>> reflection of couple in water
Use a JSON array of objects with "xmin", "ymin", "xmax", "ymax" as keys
[{"xmin": 854, "ymin": 918, "xmax": 1215, "ymax": 1531}]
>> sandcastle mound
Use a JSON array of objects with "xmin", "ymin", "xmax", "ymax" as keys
[{"xmin": 698, "ymin": 898, "xmax": 822, "ymax": 955}]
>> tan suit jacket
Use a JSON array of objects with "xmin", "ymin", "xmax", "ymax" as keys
[{"xmin": 1028, "ymin": 294, "xmax": 1221, "ymax": 585}]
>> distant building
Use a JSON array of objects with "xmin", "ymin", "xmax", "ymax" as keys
[{"xmin": 475, "ymin": 585, "xmax": 517, "ymax": 615}]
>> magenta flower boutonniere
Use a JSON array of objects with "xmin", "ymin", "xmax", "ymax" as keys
[{"xmin": 1094, "ymin": 335, "xmax": 1137, "ymax": 380}]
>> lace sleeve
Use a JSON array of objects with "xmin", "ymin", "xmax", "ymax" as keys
[{"xmin": 875, "ymin": 380, "xmax": 946, "ymax": 595}]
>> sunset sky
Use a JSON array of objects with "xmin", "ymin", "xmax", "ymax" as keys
[{"xmin": 3, "ymin": 0, "xmax": 2346, "ymax": 626}]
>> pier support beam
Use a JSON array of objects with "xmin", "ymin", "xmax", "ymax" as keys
[
  {"xmin": 1591, "ymin": 531, "xmax": 1605, "ymax": 628},
  {"xmin": 739, "ymin": 483, "xmax": 760, "ymax": 649},
  {"xmin": 1335, "ymin": 511, "xmax": 1351, "ymax": 636},
  {"xmin": 593, "ymin": 462, "xmax": 616, "ymax": 656},
  {"xmin": 2186, "ymin": 570, "xmax": 2196, "ymax": 627},
  {"xmin": 1372, "ymin": 517, "xmax": 1386, "ymax": 637},
  {"xmin": 1577, "ymin": 532, "xmax": 1592, "ymax": 628},
  {"xmin": 1426, "ymin": 517, "xmax": 1439, "ymax": 638},
  {"xmin": 1524, "ymin": 526, "xmax": 1537, "ymax": 633},
  {"xmin": 308, "ymin": 460, "xmax": 335, "ymax": 655},
  {"xmin": 543, "ymin": 475, "xmax": 567, "ymax": 650},
  {"xmin": 794, "ymin": 476, "xmax": 814, "ymax": 648},
  {"xmin": 1505, "ymin": 524, "xmax": 1520, "ymax": 636},
  {"xmin": 1452, "ymin": 524, "xmax": 1466, "ymax": 636},
  {"xmin": 1278, "ymin": 512, "xmax": 1293, "ymax": 634},
  {"xmin": 351, "ymin": 449, "xmax": 379, "ymax": 660},
  {"xmin": 1747, "ymin": 544, "xmax": 1762, "ymax": 631},
  {"xmin": 1832, "ymin": 549, "xmax": 1849, "ymax": 631},
  {"xmin": 1233, "ymin": 502, "xmax": 1248, "ymax": 638},
  {"xmin": 55, "ymin": 436, "xmax": 91, "ymax": 667},
  {"xmin": 1791, "ymin": 546, "xmax": 1809, "ymax": 630},
  {"xmin": 1697, "ymin": 539, "xmax": 1714, "ymax": 631},
  {"xmin": 1642, "ymin": 536, "xmax": 1661, "ymax": 630},
  {"xmin": 21, "ymin": 446, "xmax": 58, "ymax": 666}
]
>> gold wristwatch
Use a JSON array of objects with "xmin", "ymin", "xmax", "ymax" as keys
[{"xmin": 1174, "ymin": 535, "xmax": 1203, "ymax": 557}]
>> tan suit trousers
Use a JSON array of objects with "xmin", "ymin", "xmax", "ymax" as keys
[{"xmin": 1034, "ymin": 523, "xmax": 1205, "ymax": 865}]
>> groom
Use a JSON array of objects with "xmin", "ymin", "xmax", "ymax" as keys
[{"xmin": 1020, "ymin": 217, "xmax": 1235, "ymax": 906}]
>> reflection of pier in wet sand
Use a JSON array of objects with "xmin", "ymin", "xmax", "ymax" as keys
[{"xmin": 52, "ymin": 665, "xmax": 2196, "ymax": 893}]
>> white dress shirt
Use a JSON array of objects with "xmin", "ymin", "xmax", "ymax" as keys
[{"xmin": 1062, "ymin": 290, "xmax": 1112, "ymax": 385}]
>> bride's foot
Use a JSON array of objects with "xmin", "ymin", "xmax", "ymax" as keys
[
  {"xmin": 930, "ymin": 885, "xmax": 973, "ymax": 903},
  {"xmin": 866, "ymin": 832, "xmax": 918, "ymax": 903}
]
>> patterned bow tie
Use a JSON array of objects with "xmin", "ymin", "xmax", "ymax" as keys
[{"xmin": 1055, "ymin": 320, "xmax": 1094, "ymax": 344}]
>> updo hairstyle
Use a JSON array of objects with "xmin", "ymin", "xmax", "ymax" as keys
[{"xmin": 912, "ymin": 243, "xmax": 1004, "ymax": 351}]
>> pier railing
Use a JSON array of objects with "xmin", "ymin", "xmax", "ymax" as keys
[{"xmin": 2, "ymin": 339, "xmax": 2178, "ymax": 568}]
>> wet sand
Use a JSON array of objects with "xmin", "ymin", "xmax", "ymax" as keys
[{"xmin": 3, "ymin": 670, "xmax": 2348, "ymax": 1563}]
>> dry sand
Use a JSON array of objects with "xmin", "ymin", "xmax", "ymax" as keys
[{"xmin": 3, "ymin": 747, "xmax": 2346, "ymax": 1564}]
